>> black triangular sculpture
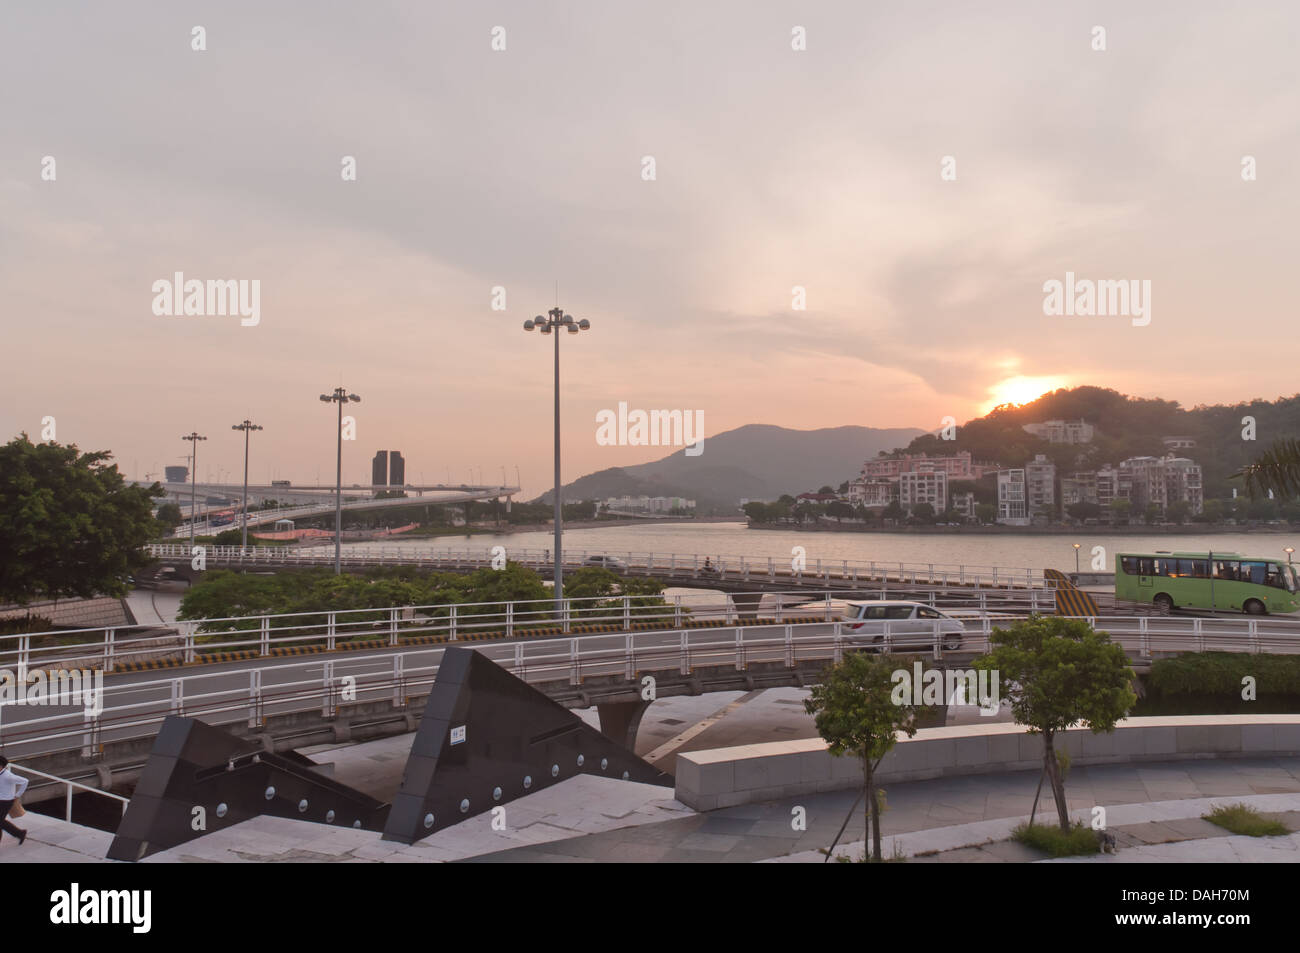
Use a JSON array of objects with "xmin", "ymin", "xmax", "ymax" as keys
[
  {"xmin": 382, "ymin": 647, "xmax": 671, "ymax": 844},
  {"xmin": 107, "ymin": 715, "xmax": 389, "ymax": 861}
]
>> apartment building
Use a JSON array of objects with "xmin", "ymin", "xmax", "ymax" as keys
[
  {"xmin": 860, "ymin": 450, "xmax": 993, "ymax": 481},
  {"xmin": 1021, "ymin": 419, "xmax": 1095, "ymax": 444},
  {"xmin": 1024, "ymin": 454, "xmax": 1057, "ymax": 520},
  {"xmin": 898, "ymin": 465, "xmax": 948, "ymax": 514},
  {"xmin": 996, "ymin": 469, "xmax": 1029, "ymax": 526},
  {"xmin": 847, "ymin": 479, "xmax": 897, "ymax": 508}
]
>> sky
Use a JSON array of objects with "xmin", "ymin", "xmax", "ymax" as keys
[{"xmin": 3, "ymin": 1, "xmax": 1298, "ymax": 497}]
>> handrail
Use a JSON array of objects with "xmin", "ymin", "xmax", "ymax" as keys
[
  {"xmin": 0, "ymin": 587, "xmax": 1066, "ymax": 670},
  {"xmin": 145, "ymin": 542, "xmax": 1051, "ymax": 588},
  {"xmin": 11, "ymin": 763, "xmax": 130, "ymax": 822},
  {"xmin": 4, "ymin": 614, "xmax": 1299, "ymax": 762}
]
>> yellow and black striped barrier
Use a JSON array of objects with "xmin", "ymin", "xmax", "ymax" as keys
[{"xmin": 1045, "ymin": 568, "xmax": 1100, "ymax": 616}]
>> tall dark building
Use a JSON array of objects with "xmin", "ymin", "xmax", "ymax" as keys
[
  {"xmin": 371, "ymin": 451, "xmax": 388, "ymax": 487},
  {"xmin": 164, "ymin": 465, "xmax": 188, "ymax": 483},
  {"xmin": 389, "ymin": 451, "xmax": 405, "ymax": 486}
]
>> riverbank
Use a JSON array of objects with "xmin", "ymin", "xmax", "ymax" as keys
[{"xmin": 747, "ymin": 522, "xmax": 1296, "ymax": 536}]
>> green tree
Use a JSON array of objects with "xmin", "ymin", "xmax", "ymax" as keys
[
  {"xmin": 882, "ymin": 500, "xmax": 904, "ymax": 522},
  {"xmin": 973, "ymin": 617, "xmax": 1135, "ymax": 832},
  {"xmin": 804, "ymin": 652, "xmax": 922, "ymax": 861},
  {"xmin": 742, "ymin": 501, "xmax": 770, "ymax": 523},
  {"xmin": 0, "ymin": 435, "xmax": 161, "ymax": 604},
  {"xmin": 1166, "ymin": 500, "xmax": 1191, "ymax": 524},
  {"xmin": 910, "ymin": 502, "xmax": 935, "ymax": 523},
  {"xmin": 1236, "ymin": 438, "xmax": 1300, "ymax": 500},
  {"xmin": 1066, "ymin": 501, "xmax": 1101, "ymax": 523},
  {"xmin": 1109, "ymin": 498, "xmax": 1131, "ymax": 523},
  {"xmin": 975, "ymin": 503, "xmax": 997, "ymax": 524},
  {"xmin": 156, "ymin": 502, "xmax": 183, "ymax": 533},
  {"xmin": 1143, "ymin": 502, "xmax": 1162, "ymax": 525},
  {"xmin": 826, "ymin": 501, "xmax": 855, "ymax": 520}
]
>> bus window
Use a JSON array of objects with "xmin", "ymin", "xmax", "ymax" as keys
[
  {"xmin": 1242, "ymin": 561, "xmax": 1267, "ymax": 585},
  {"xmin": 1157, "ymin": 558, "xmax": 1177, "ymax": 576},
  {"xmin": 1214, "ymin": 560, "xmax": 1239, "ymax": 581},
  {"xmin": 1178, "ymin": 558, "xmax": 1209, "ymax": 578},
  {"xmin": 1265, "ymin": 563, "xmax": 1288, "ymax": 590},
  {"xmin": 1137, "ymin": 557, "xmax": 1156, "ymax": 576},
  {"xmin": 1120, "ymin": 556, "xmax": 1139, "ymax": 574}
]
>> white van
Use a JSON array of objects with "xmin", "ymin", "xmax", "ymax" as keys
[{"xmin": 795, "ymin": 600, "xmax": 967, "ymax": 652}]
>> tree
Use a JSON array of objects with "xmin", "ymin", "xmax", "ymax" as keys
[
  {"xmin": 882, "ymin": 500, "xmax": 904, "ymax": 522},
  {"xmin": 1109, "ymin": 498, "xmax": 1131, "ymax": 523},
  {"xmin": 0, "ymin": 435, "xmax": 162, "ymax": 604},
  {"xmin": 742, "ymin": 501, "xmax": 770, "ymax": 523},
  {"xmin": 155, "ymin": 502, "xmax": 183, "ymax": 533},
  {"xmin": 1236, "ymin": 438, "xmax": 1300, "ymax": 500},
  {"xmin": 826, "ymin": 501, "xmax": 855, "ymax": 520},
  {"xmin": 975, "ymin": 503, "xmax": 996, "ymax": 524},
  {"xmin": 1066, "ymin": 501, "xmax": 1101, "ymax": 523},
  {"xmin": 804, "ymin": 652, "xmax": 922, "ymax": 861},
  {"xmin": 1143, "ymin": 502, "xmax": 1162, "ymax": 525},
  {"xmin": 972, "ymin": 616, "xmax": 1135, "ymax": 832},
  {"xmin": 1166, "ymin": 500, "xmax": 1191, "ymax": 524},
  {"xmin": 910, "ymin": 502, "xmax": 935, "ymax": 523},
  {"xmin": 818, "ymin": 485, "xmax": 835, "ymax": 495}
]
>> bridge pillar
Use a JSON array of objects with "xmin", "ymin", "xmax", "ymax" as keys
[
  {"xmin": 597, "ymin": 699, "xmax": 652, "ymax": 751},
  {"xmin": 729, "ymin": 592, "xmax": 765, "ymax": 622}
]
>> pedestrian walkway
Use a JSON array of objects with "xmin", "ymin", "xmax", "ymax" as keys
[{"xmin": 460, "ymin": 757, "xmax": 1300, "ymax": 863}]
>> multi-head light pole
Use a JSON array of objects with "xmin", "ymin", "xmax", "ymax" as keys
[
  {"xmin": 319, "ymin": 388, "xmax": 361, "ymax": 574},
  {"xmin": 523, "ymin": 307, "xmax": 591, "ymax": 613}
]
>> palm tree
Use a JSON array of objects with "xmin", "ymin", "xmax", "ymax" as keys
[{"xmin": 1235, "ymin": 438, "xmax": 1300, "ymax": 499}]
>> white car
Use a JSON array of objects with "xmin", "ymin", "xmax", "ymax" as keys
[
  {"xmin": 796, "ymin": 600, "xmax": 967, "ymax": 652},
  {"xmin": 582, "ymin": 555, "xmax": 628, "ymax": 571}
]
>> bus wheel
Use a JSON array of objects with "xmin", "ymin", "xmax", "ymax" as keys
[
  {"xmin": 1244, "ymin": 599, "xmax": 1267, "ymax": 616},
  {"xmin": 1153, "ymin": 593, "xmax": 1174, "ymax": 613}
]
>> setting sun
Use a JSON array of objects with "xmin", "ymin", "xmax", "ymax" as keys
[{"xmin": 984, "ymin": 375, "xmax": 1068, "ymax": 412}]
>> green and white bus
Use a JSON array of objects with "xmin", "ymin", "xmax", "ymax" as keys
[{"xmin": 1115, "ymin": 551, "xmax": 1300, "ymax": 615}]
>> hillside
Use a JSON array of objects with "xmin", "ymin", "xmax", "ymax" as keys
[
  {"xmin": 536, "ymin": 423, "xmax": 925, "ymax": 512},
  {"xmin": 897, "ymin": 386, "xmax": 1300, "ymax": 496}
]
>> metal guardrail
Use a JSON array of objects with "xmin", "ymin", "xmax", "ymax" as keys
[
  {"xmin": 4, "ymin": 614, "xmax": 1300, "ymax": 762},
  {"xmin": 10, "ymin": 763, "xmax": 129, "ymax": 821},
  {"xmin": 0, "ymin": 589, "xmax": 1059, "ymax": 673},
  {"xmin": 147, "ymin": 543, "xmax": 1051, "ymax": 590}
]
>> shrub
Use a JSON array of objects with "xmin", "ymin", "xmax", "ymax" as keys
[
  {"xmin": 1012, "ymin": 822, "xmax": 1100, "ymax": 857},
  {"xmin": 1203, "ymin": 803, "xmax": 1289, "ymax": 837}
]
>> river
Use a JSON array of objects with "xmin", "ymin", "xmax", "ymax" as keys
[{"xmin": 340, "ymin": 522, "xmax": 1300, "ymax": 574}]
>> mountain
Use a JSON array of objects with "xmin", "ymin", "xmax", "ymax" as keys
[{"xmin": 536, "ymin": 423, "xmax": 926, "ymax": 512}]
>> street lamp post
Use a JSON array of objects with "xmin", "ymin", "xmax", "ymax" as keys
[
  {"xmin": 182, "ymin": 432, "xmax": 207, "ymax": 549},
  {"xmin": 1286, "ymin": 547, "xmax": 1295, "ymax": 566},
  {"xmin": 319, "ymin": 387, "xmax": 361, "ymax": 574},
  {"xmin": 231, "ymin": 420, "xmax": 263, "ymax": 551},
  {"xmin": 524, "ymin": 307, "xmax": 591, "ymax": 612},
  {"xmin": 1072, "ymin": 542, "xmax": 1081, "ymax": 574}
]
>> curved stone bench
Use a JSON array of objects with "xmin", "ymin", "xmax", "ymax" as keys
[{"xmin": 674, "ymin": 715, "xmax": 1300, "ymax": 811}]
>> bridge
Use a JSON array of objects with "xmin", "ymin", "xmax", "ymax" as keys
[
  {"xmin": 3, "ymin": 589, "xmax": 1297, "ymax": 793},
  {"xmin": 134, "ymin": 481, "xmax": 520, "ymax": 537},
  {"xmin": 145, "ymin": 542, "xmax": 1064, "ymax": 594}
]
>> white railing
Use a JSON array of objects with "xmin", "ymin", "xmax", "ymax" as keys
[
  {"xmin": 0, "ymin": 589, "xmax": 1060, "ymax": 673},
  {"xmin": 10, "ymin": 763, "xmax": 129, "ymax": 821},
  {"xmin": 146, "ymin": 543, "xmax": 1051, "ymax": 590},
  {"xmin": 5, "ymin": 615, "xmax": 1300, "ymax": 762}
]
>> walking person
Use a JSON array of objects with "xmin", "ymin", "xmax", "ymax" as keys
[{"xmin": 0, "ymin": 756, "xmax": 29, "ymax": 846}]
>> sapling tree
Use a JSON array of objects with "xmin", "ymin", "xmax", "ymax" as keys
[
  {"xmin": 973, "ymin": 615, "xmax": 1135, "ymax": 832},
  {"xmin": 804, "ymin": 651, "xmax": 922, "ymax": 861}
]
